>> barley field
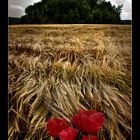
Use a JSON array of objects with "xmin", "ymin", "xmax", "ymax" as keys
[{"xmin": 8, "ymin": 24, "xmax": 131, "ymax": 140}]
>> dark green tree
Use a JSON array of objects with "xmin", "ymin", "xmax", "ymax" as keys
[{"xmin": 20, "ymin": 0, "xmax": 123, "ymax": 24}]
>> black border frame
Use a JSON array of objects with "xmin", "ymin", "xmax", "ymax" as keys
[
  {"xmin": 0, "ymin": 0, "xmax": 138, "ymax": 139},
  {"xmin": 0, "ymin": 0, "xmax": 8, "ymax": 139},
  {"xmin": 132, "ymin": 0, "xmax": 140, "ymax": 139}
]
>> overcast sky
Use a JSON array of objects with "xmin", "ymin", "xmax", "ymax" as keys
[{"xmin": 8, "ymin": 0, "xmax": 132, "ymax": 20}]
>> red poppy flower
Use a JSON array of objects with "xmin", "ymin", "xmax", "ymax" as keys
[
  {"xmin": 47, "ymin": 118, "xmax": 69, "ymax": 138},
  {"xmin": 59, "ymin": 127, "xmax": 78, "ymax": 140},
  {"xmin": 81, "ymin": 135, "xmax": 97, "ymax": 140},
  {"xmin": 72, "ymin": 110, "xmax": 104, "ymax": 133}
]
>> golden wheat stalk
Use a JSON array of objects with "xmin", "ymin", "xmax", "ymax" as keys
[{"xmin": 9, "ymin": 25, "xmax": 131, "ymax": 140}]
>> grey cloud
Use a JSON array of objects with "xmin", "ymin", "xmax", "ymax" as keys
[
  {"xmin": 8, "ymin": 4, "xmax": 25, "ymax": 17},
  {"xmin": 108, "ymin": 0, "xmax": 132, "ymax": 20},
  {"xmin": 123, "ymin": 1, "xmax": 131, "ymax": 12},
  {"xmin": 121, "ymin": 11, "xmax": 131, "ymax": 20},
  {"xmin": 8, "ymin": 0, "xmax": 41, "ymax": 17},
  {"xmin": 114, "ymin": 0, "xmax": 124, "ymax": 5},
  {"xmin": 9, "ymin": 0, "xmax": 36, "ymax": 8},
  {"xmin": 121, "ymin": 0, "xmax": 132, "ymax": 19},
  {"xmin": 10, "ymin": 4, "xmax": 24, "ymax": 11}
]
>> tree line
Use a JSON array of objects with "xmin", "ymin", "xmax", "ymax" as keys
[{"xmin": 20, "ymin": 0, "xmax": 123, "ymax": 24}]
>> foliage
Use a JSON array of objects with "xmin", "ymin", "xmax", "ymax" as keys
[
  {"xmin": 9, "ymin": 17, "xmax": 21, "ymax": 25},
  {"xmin": 20, "ymin": 0, "xmax": 123, "ymax": 24}
]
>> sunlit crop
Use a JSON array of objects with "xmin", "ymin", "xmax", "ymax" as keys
[{"xmin": 8, "ymin": 24, "xmax": 131, "ymax": 140}]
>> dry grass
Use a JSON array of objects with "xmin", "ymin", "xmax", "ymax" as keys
[{"xmin": 8, "ymin": 24, "xmax": 131, "ymax": 140}]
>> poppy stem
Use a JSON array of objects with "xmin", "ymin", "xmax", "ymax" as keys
[
  {"xmin": 78, "ymin": 131, "xmax": 82, "ymax": 139},
  {"xmin": 88, "ymin": 134, "xmax": 90, "ymax": 140}
]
